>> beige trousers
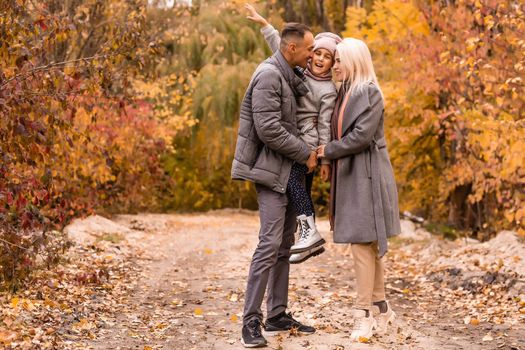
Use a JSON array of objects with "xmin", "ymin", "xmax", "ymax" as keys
[{"xmin": 351, "ymin": 241, "xmax": 386, "ymax": 310}]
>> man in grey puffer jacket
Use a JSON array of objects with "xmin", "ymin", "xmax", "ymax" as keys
[{"xmin": 231, "ymin": 23, "xmax": 318, "ymax": 348}]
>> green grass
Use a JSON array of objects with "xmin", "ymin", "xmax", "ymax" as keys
[{"xmin": 424, "ymin": 222, "xmax": 459, "ymax": 240}]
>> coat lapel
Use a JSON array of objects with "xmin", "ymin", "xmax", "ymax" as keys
[
  {"xmin": 340, "ymin": 86, "xmax": 370, "ymax": 137},
  {"xmin": 272, "ymin": 51, "xmax": 309, "ymax": 98}
]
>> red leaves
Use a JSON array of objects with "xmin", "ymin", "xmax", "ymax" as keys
[
  {"xmin": 1, "ymin": 0, "xmax": 164, "ymax": 288},
  {"xmin": 350, "ymin": 0, "xmax": 525, "ymax": 232},
  {"xmin": 15, "ymin": 194, "xmax": 27, "ymax": 211},
  {"xmin": 74, "ymin": 269, "xmax": 107, "ymax": 285},
  {"xmin": 34, "ymin": 18, "xmax": 48, "ymax": 31},
  {"xmin": 6, "ymin": 192, "xmax": 14, "ymax": 206}
]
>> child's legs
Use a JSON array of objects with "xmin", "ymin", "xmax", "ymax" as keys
[
  {"xmin": 286, "ymin": 163, "xmax": 314, "ymax": 217},
  {"xmin": 305, "ymin": 170, "xmax": 314, "ymax": 197},
  {"xmin": 351, "ymin": 242, "xmax": 379, "ymax": 310},
  {"xmin": 304, "ymin": 171, "xmax": 315, "ymax": 218}
]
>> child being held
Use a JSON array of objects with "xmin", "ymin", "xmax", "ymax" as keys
[{"xmin": 246, "ymin": 4, "xmax": 340, "ymax": 263}]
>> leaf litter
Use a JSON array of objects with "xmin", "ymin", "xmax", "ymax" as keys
[{"xmin": 0, "ymin": 212, "xmax": 523, "ymax": 349}]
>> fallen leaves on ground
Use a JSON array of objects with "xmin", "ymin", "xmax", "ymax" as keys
[
  {"xmin": 382, "ymin": 230, "xmax": 525, "ymax": 346},
  {"xmin": 0, "ymin": 230, "xmax": 143, "ymax": 349},
  {"xmin": 1, "ymin": 214, "xmax": 524, "ymax": 349}
]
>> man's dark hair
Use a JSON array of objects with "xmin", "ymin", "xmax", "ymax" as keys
[{"xmin": 280, "ymin": 23, "xmax": 312, "ymax": 50}]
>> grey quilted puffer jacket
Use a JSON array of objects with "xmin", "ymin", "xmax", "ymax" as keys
[
  {"xmin": 261, "ymin": 25, "xmax": 337, "ymax": 165},
  {"xmin": 231, "ymin": 51, "xmax": 311, "ymax": 193}
]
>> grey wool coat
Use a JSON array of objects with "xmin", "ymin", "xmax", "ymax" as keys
[
  {"xmin": 324, "ymin": 82, "xmax": 401, "ymax": 257},
  {"xmin": 231, "ymin": 51, "xmax": 312, "ymax": 193}
]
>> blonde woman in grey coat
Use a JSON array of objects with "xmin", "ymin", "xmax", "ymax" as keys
[
  {"xmin": 246, "ymin": 4, "xmax": 340, "ymax": 263},
  {"xmin": 317, "ymin": 38, "xmax": 402, "ymax": 341}
]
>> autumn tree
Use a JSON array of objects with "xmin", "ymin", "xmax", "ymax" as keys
[
  {"xmin": 344, "ymin": 0, "xmax": 524, "ymax": 236},
  {"xmin": 0, "ymin": 0, "xmax": 184, "ymax": 288},
  {"xmin": 273, "ymin": 0, "xmax": 376, "ymax": 33},
  {"xmin": 147, "ymin": 0, "xmax": 285, "ymax": 211}
]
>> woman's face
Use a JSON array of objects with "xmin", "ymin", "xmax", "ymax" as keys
[
  {"xmin": 310, "ymin": 48, "xmax": 333, "ymax": 76},
  {"xmin": 332, "ymin": 51, "xmax": 346, "ymax": 82}
]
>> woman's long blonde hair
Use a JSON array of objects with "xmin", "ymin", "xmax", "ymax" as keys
[{"xmin": 336, "ymin": 38, "xmax": 383, "ymax": 97}]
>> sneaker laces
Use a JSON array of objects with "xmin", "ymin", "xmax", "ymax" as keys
[
  {"xmin": 354, "ymin": 316, "xmax": 366, "ymax": 330},
  {"xmin": 248, "ymin": 319, "xmax": 263, "ymax": 337},
  {"xmin": 299, "ymin": 220, "xmax": 310, "ymax": 240},
  {"xmin": 352, "ymin": 312, "xmax": 369, "ymax": 332}
]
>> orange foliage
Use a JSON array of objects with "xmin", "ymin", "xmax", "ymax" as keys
[
  {"xmin": 344, "ymin": 0, "xmax": 524, "ymax": 235},
  {"xmin": 0, "ymin": 0, "xmax": 181, "ymax": 287}
]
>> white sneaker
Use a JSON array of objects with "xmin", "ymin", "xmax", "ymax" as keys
[
  {"xmin": 289, "ymin": 246, "xmax": 325, "ymax": 264},
  {"xmin": 350, "ymin": 309, "xmax": 376, "ymax": 342},
  {"xmin": 289, "ymin": 215, "xmax": 325, "ymax": 254},
  {"xmin": 373, "ymin": 302, "xmax": 396, "ymax": 334}
]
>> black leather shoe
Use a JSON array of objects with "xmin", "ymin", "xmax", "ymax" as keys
[
  {"xmin": 264, "ymin": 312, "xmax": 315, "ymax": 334},
  {"xmin": 241, "ymin": 319, "xmax": 267, "ymax": 348}
]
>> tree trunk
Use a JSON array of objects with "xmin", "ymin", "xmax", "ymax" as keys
[{"xmin": 447, "ymin": 184, "xmax": 471, "ymax": 229}]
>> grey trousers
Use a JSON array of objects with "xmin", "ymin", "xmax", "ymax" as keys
[{"xmin": 243, "ymin": 183, "xmax": 297, "ymax": 325}]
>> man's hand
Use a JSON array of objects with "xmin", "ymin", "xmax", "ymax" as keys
[
  {"xmin": 245, "ymin": 4, "xmax": 269, "ymax": 27},
  {"xmin": 317, "ymin": 144, "xmax": 326, "ymax": 158},
  {"xmin": 320, "ymin": 164, "xmax": 331, "ymax": 182},
  {"xmin": 306, "ymin": 151, "xmax": 317, "ymax": 173}
]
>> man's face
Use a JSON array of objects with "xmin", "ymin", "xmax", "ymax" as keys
[{"xmin": 291, "ymin": 31, "xmax": 315, "ymax": 69}]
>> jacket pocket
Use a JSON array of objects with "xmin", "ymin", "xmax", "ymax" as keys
[
  {"xmin": 247, "ymin": 140, "xmax": 264, "ymax": 169},
  {"xmin": 365, "ymin": 149, "xmax": 371, "ymax": 179},
  {"xmin": 253, "ymin": 145, "xmax": 283, "ymax": 176}
]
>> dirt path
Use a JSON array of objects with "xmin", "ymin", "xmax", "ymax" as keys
[{"xmin": 71, "ymin": 211, "xmax": 524, "ymax": 350}]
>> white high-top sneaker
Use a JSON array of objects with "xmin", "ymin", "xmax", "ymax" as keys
[
  {"xmin": 289, "ymin": 215, "xmax": 325, "ymax": 254},
  {"xmin": 373, "ymin": 301, "xmax": 396, "ymax": 335},
  {"xmin": 350, "ymin": 309, "xmax": 376, "ymax": 341}
]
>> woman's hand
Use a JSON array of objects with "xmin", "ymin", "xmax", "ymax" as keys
[
  {"xmin": 317, "ymin": 144, "xmax": 326, "ymax": 158},
  {"xmin": 320, "ymin": 164, "xmax": 331, "ymax": 182},
  {"xmin": 244, "ymin": 4, "xmax": 269, "ymax": 27},
  {"xmin": 306, "ymin": 150, "xmax": 318, "ymax": 173}
]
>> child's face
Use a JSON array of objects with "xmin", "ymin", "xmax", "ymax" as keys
[{"xmin": 310, "ymin": 48, "xmax": 334, "ymax": 76}]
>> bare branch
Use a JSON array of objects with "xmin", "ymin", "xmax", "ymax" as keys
[
  {"xmin": 0, "ymin": 53, "xmax": 115, "ymax": 89},
  {"xmin": 0, "ymin": 237, "xmax": 29, "ymax": 251}
]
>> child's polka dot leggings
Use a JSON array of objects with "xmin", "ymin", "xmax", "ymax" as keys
[{"xmin": 286, "ymin": 162, "xmax": 314, "ymax": 217}]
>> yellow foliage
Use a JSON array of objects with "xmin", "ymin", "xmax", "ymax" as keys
[
  {"xmin": 343, "ymin": 1, "xmax": 429, "ymax": 46},
  {"xmin": 343, "ymin": 0, "xmax": 524, "ymax": 232},
  {"xmin": 133, "ymin": 73, "xmax": 197, "ymax": 146},
  {"xmin": 343, "ymin": 7, "xmax": 367, "ymax": 39}
]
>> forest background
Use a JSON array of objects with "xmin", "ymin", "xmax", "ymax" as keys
[{"xmin": 1, "ymin": 0, "xmax": 524, "ymax": 288}]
